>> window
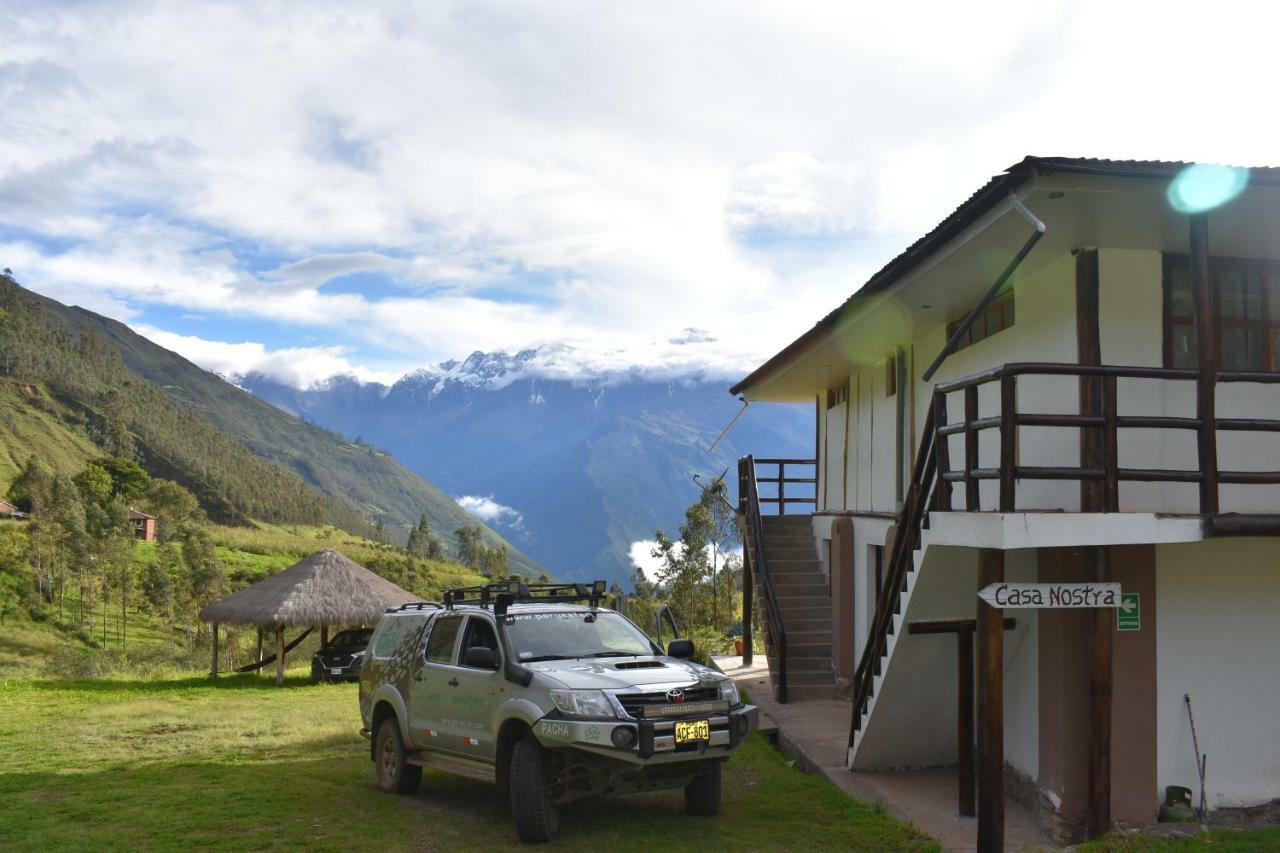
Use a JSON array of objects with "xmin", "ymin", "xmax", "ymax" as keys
[
  {"xmin": 946, "ymin": 291, "xmax": 1016, "ymax": 352},
  {"xmin": 826, "ymin": 381, "xmax": 848, "ymax": 409},
  {"xmin": 1164, "ymin": 255, "xmax": 1280, "ymax": 371},
  {"xmin": 459, "ymin": 617, "xmax": 500, "ymax": 669},
  {"xmin": 424, "ymin": 615, "xmax": 463, "ymax": 663},
  {"xmin": 372, "ymin": 614, "xmax": 425, "ymax": 658}
]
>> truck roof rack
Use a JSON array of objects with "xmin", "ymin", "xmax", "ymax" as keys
[
  {"xmin": 444, "ymin": 580, "xmax": 608, "ymax": 615},
  {"xmin": 385, "ymin": 601, "xmax": 444, "ymax": 613}
]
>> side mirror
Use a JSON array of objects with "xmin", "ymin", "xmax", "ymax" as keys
[
  {"xmin": 464, "ymin": 646, "xmax": 498, "ymax": 669},
  {"xmin": 667, "ymin": 638, "xmax": 695, "ymax": 660}
]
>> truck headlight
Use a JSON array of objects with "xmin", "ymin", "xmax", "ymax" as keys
[
  {"xmin": 719, "ymin": 679, "xmax": 740, "ymax": 706},
  {"xmin": 548, "ymin": 689, "xmax": 618, "ymax": 718}
]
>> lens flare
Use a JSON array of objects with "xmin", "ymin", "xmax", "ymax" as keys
[{"xmin": 1167, "ymin": 164, "xmax": 1249, "ymax": 214}]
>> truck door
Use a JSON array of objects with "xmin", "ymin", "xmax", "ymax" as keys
[
  {"xmin": 409, "ymin": 613, "xmax": 464, "ymax": 752},
  {"xmin": 440, "ymin": 615, "xmax": 504, "ymax": 761}
]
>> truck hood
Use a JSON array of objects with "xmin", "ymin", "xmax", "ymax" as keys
[{"xmin": 523, "ymin": 655, "xmax": 726, "ymax": 691}]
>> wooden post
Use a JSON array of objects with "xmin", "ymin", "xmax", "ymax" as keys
[
  {"xmin": 964, "ymin": 386, "xmax": 979, "ymax": 511},
  {"xmin": 320, "ymin": 625, "xmax": 329, "ymax": 648},
  {"xmin": 256, "ymin": 628, "xmax": 263, "ymax": 665},
  {"xmin": 958, "ymin": 627, "xmax": 975, "ymax": 817},
  {"xmin": 1190, "ymin": 214, "xmax": 1219, "ymax": 514},
  {"xmin": 935, "ymin": 392, "xmax": 952, "ymax": 511},
  {"xmin": 275, "ymin": 625, "xmax": 286, "ymax": 687},
  {"xmin": 999, "ymin": 375, "xmax": 1016, "ymax": 512},
  {"xmin": 1077, "ymin": 250, "xmax": 1104, "ymax": 512},
  {"xmin": 1087, "ymin": 546, "xmax": 1114, "ymax": 838},
  {"xmin": 1103, "ymin": 375, "xmax": 1119, "ymax": 512},
  {"xmin": 976, "ymin": 548, "xmax": 1005, "ymax": 853},
  {"xmin": 210, "ymin": 622, "xmax": 219, "ymax": 680}
]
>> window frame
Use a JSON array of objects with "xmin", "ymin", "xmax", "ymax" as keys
[
  {"xmin": 1162, "ymin": 253, "xmax": 1280, "ymax": 372},
  {"xmin": 945, "ymin": 290, "xmax": 1016, "ymax": 355},
  {"xmin": 422, "ymin": 614, "xmax": 464, "ymax": 665},
  {"xmin": 458, "ymin": 615, "xmax": 502, "ymax": 670}
]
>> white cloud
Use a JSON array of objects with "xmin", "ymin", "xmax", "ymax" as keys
[
  {"xmin": 2, "ymin": 1, "xmax": 1279, "ymax": 380},
  {"xmin": 134, "ymin": 326, "xmax": 403, "ymax": 388},
  {"xmin": 629, "ymin": 540, "xmax": 666, "ymax": 584},
  {"xmin": 456, "ymin": 495, "xmax": 524, "ymax": 529}
]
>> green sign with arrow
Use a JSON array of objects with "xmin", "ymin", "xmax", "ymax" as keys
[{"xmin": 1117, "ymin": 592, "xmax": 1140, "ymax": 632}]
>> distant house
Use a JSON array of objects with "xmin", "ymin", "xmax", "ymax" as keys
[
  {"xmin": 0, "ymin": 500, "xmax": 26, "ymax": 520},
  {"xmin": 128, "ymin": 508, "xmax": 157, "ymax": 541}
]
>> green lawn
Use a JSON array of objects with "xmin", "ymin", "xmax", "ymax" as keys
[
  {"xmin": 1081, "ymin": 829, "xmax": 1280, "ymax": 852},
  {"xmin": 0, "ymin": 673, "xmax": 936, "ymax": 852}
]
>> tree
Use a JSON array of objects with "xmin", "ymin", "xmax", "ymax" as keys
[
  {"xmin": 652, "ymin": 500, "xmax": 715, "ymax": 630},
  {"xmin": 8, "ymin": 455, "xmax": 53, "ymax": 513},
  {"xmin": 142, "ymin": 479, "xmax": 203, "ymax": 542},
  {"xmin": 478, "ymin": 544, "xmax": 509, "ymax": 579},
  {"xmin": 697, "ymin": 476, "xmax": 740, "ymax": 633},
  {"xmin": 93, "ymin": 456, "xmax": 151, "ymax": 503},
  {"xmin": 141, "ymin": 542, "xmax": 180, "ymax": 619},
  {"xmin": 454, "ymin": 525, "xmax": 484, "ymax": 569},
  {"xmin": 75, "ymin": 462, "xmax": 114, "ymax": 508},
  {"xmin": 182, "ymin": 529, "xmax": 223, "ymax": 632},
  {"xmin": 406, "ymin": 514, "xmax": 432, "ymax": 557}
]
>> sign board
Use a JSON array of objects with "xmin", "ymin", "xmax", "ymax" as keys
[
  {"xmin": 1117, "ymin": 592, "xmax": 1140, "ymax": 631},
  {"xmin": 977, "ymin": 582, "xmax": 1122, "ymax": 609}
]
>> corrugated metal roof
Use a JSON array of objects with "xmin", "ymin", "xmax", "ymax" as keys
[{"xmin": 729, "ymin": 155, "xmax": 1280, "ymax": 396}]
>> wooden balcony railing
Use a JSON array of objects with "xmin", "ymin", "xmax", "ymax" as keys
[
  {"xmin": 738, "ymin": 455, "xmax": 790, "ymax": 702},
  {"xmin": 933, "ymin": 362, "xmax": 1280, "ymax": 514},
  {"xmin": 751, "ymin": 457, "xmax": 817, "ymax": 516}
]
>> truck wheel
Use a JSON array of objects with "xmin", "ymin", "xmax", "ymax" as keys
[
  {"xmin": 510, "ymin": 735, "xmax": 560, "ymax": 843},
  {"xmin": 685, "ymin": 762, "xmax": 722, "ymax": 816},
  {"xmin": 374, "ymin": 717, "xmax": 422, "ymax": 795}
]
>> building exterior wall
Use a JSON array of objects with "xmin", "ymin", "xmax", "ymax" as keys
[{"xmin": 1156, "ymin": 538, "xmax": 1280, "ymax": 809}]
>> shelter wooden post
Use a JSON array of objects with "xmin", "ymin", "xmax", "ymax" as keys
[
  {"xmin": 256, "ymin": 628, "xmax": 263, "ymax": 666},
  {"xmin": 321, "ymin": 625, "xmax": 329, "ymax": 648},
  {"xmin": 976, "ymin": 549, "xmax": 1005, "ymax": 853},
  {"xmin": 275, "ymin": 625, "xmax": 286, "ymax": 686},
  {"xmin": 210, "ymin": 622, "xmax": 219, "ymax": 680},
  {"xmin": 742, "ymin": 543, "xmax": 753, "ymax": 666}
]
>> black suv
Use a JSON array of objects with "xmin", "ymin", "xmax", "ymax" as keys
[{"xmin": 312, "ymin": 628, "xmax": 373, "ymax": 682}]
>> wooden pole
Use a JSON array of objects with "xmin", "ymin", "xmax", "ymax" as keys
[
  {"xmin": 275, "ymin": 625, "xmax": 286, "ymax": 687},
  {"xmin": 958, "ymin": 627, "xmax": 976, "ymax": 817},
  {"xmin": 1190, "ymin": 214, "xmax": 1219, "ymax": 514},
  {"xmin": 1087, "ymin": 546, "xmax": 1114, "ymax": 838},
  {"xmin": 320, "ymin": 625, "xmax": 329, "ymax": 648},
  {"xmin": 210, "ymin": 622, "xmax": 218, "ymax": 680},
  {"xmin": 976, "ymin": 548, "xmax": 1005, "ymax": 853},
  {"xmin": 256, "ymin": 628, "xmax": 263, "ymax": 666}
]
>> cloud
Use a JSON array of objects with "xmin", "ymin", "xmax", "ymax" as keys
[
  {"xmin": 629, "ymin": 540, "xmax": 665, "ymax": 584},
  {"xmin": 456, "ymin": 495, "xmax": 524, "ymax": 529},
  {"xmin": 134, "ymin": 325, "xmax": 403, "ymax": 388},
  {"xmin": 3, "ymin": 1, "xmax": 1279, "ymax": 383}
]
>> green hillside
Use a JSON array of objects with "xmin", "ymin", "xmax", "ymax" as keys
[{"xmin": 0, "ymin": 277, "xmax": 544, "ymax": 576}]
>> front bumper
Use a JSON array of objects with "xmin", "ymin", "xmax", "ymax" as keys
[
  {"xmin": 312, "ymin": 658, "xmax": 362, "ymax": 679},
  {"xmin": 533, "ymin": 704, "xmax": 759, "ymax": 764}
]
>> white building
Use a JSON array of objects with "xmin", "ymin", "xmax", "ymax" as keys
[{"xmin": 731, "ymin": 156, "xmax": 1280, "ymax": 843}]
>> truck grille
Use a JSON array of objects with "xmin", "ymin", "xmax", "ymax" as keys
[{"xmin": 616, "ymin": 687, "xmax": 720, "ymax": 719}]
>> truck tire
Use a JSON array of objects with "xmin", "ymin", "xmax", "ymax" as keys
[
  {"xmin": 510, "ymin": 735, "xmax": 560, "ymax": 843},
  {"xmin": 684, "ymin": 762, "xmax": 722, "ymax": 816},
  {"xmin": 375, "ymin": 717, "xmax": 422, "ymax": 795}
]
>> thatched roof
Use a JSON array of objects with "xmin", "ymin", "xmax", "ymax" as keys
[{"xmin": 199, "ymin": 549, "xmax": 420, "ymax": 627}]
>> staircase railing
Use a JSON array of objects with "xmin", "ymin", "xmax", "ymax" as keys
[
  {"xmin": 847, "ymin": 403, "xmax": 939, "ymax": 747},
  {"xmin": 738, "ymin": 455, "xmax": 789, "ymax": 703}
]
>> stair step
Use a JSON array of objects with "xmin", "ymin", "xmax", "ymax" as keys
[
  {"xmin": 785, "ymin": 618, "xmax": 832, "ymax": 632},
  {"xmin": 786, "ymin": 644, "xmax": 832, "ymax": 659},
  {"xmin": 785, "ymin": 683, "xmax": 839, "ymax": 701},
  {"xmin": 778, "ymin": 608, "xmax": 831, "ymax": 623},
  {"xmin": 784, "ymin": 669, "xmax": 836, "ymax": 685}
]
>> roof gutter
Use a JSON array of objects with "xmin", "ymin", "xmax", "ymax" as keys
[{"xmin": 920, "ymin": 193, "xmax": 1046, "ymax": 382}]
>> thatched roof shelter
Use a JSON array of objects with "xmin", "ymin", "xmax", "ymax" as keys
[{"xmin": 199, "ymin": 549, "xmax": 420, "ymax": 684}]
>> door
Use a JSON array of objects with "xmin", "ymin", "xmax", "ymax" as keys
[
  {"xmin": 439, "ymin": 615, "xmax": 504, "ymax": 761},
  {"xmin": 409, "ymin": 613, "xmax": 464, "ymax": 752}
]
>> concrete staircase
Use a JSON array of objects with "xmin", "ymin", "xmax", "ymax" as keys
[{"xmin": 757, "ymin": 515, "xmax": 836, "ymax": 701}]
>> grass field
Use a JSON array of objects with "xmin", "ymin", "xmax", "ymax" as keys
[
  {"xmin": 1081, "ymin": 828, "xmax": 1280, "ymax": 852},
  {"xmin": 0, "ymin": 673, "xmax": 936, "ymax": 852}
]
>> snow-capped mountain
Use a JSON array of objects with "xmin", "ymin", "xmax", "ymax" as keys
[{"xmin": 241, "ymin": 346, "xmax": 812, "ymax": 587}]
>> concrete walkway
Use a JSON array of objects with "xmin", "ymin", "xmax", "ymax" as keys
[{"xmin": 712, "ymin": 654, "xmax": 1057, "ymax": 853}]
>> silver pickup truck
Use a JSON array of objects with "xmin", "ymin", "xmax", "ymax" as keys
[{"xmin": 358, "ymin": 581, "xmax": 759, "ymax": 843}]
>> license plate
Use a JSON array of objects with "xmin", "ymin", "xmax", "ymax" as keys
[
  {"xmin": 674, "ymin": 719, "xmax": 710, "ymax": 744},
  {"xmin": 330, "ymin": 668, "xmax": 342, "ymax": 676}
]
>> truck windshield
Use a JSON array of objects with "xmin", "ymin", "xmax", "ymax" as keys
[{"xmin": 505, "ymin": 612, "xmax": 656, "ymax": 661}]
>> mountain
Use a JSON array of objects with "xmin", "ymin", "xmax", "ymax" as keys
[
  {"xmin": 0, "ymin": 277, "xmax": 545, "ymax": 578},
  {"xmin": 241, "ymin": 346, "xmax": 814, "ymax": 588}
]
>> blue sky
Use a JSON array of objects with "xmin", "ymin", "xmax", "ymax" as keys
[{"xmin": 2, "ymin": 1, "xmax": 1277, "ymax": 388}]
